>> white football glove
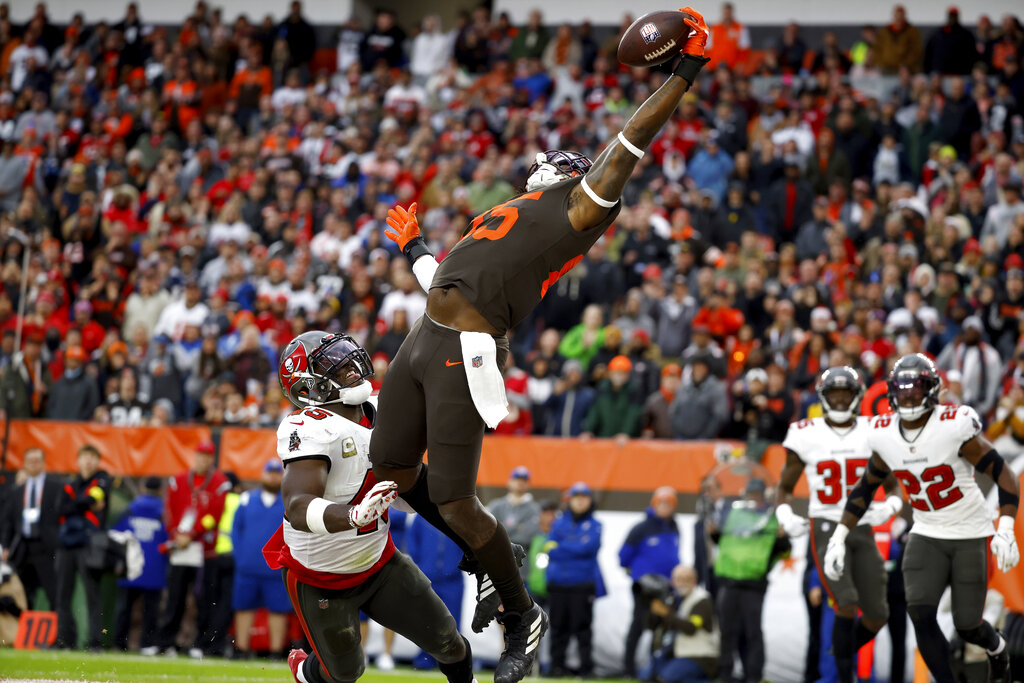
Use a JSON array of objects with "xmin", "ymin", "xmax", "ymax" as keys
[
  {"xmin": 823, "ymin": 525, "xmax": 849, "ymax": 582},
  {"xmin": 861, "ymin": 495, "xmax": 904, "ymax": 527},
  {"xmin": 991, "ymin": 516, "xmax": 1020, "ymax": 573},
  {"xmin": 774, "ymin": 503, "xmax": 810, "ymax": 538},
  {"xmin": 348, "ymin": 480, "xmax": 398, "ymax": 528}
]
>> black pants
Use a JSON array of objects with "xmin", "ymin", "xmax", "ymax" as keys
[
  {"xmin": 284, "ymin": 551, "xmax": 462, "ymax": 683},
  {"xmin": 624, "ymin": 581, "xmax": 650, "ymax": 675},
  {"xmin": 114, "ymin": 587, "xmax": 161, "ymax": 651},
  {"xmin": 15, "ymin": 542, "xmax": 58, "ymax": 609},
  {"xmin": 157, "ymin": 564, "xmax": 198, "ymax": 650},
  {"xmin": 548, "ymin": 584, "xmax": 595, "ymax": 674},
  {"xmin": 887, "ymin": 591, "xmax": 908, "ymax": 683},
  {"xmin": 717, "ymin": 583, "xmax": 765, "ymax": 683},
  {"xmin": 54, "ymin": 546, "xmax": 105, "ymax": 649},
  {"xmin": 195, "ymin": 554, "xmax": 234, "ymax": 655}
]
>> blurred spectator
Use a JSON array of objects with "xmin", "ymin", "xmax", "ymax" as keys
[
  {"xmin": 670, "ymin": 356, "xmax": 728, "ymax": 440},
  {"xmin": 874, "ymin": 5, "xmax": 923, "ymax": 73},
  {"xmin": 643, "ymin": 363, "xmax": 683, "ymax": 439},
  {"xmin": 410, "ymin": 15, "xmax": 452, "ymax": 83},
  {"xmin": 205, "ymin": 471, "xmax": 240, "ymax": 658},
  {"xmin": 923, "ymin": 7, "xmax": 977, "ymax": 75},
  {"xmin": 232, "ymin": 460, "xmax": 289, "ymax": 659},
  {"xmin": 277, "ymin": 1, "xmax": 316, "ymax": 69},
  {"xmin": 112, "ymin": 476, "xmax": 167, "ymax": 653},
  {"xmin": 644, "ymin": 565, "xmax": 719, "ymax": 683},
  {"xmin": 707, "ymin": 3, "xmax": 750, "ymax": 71},
  {"xmin": 0, "ymin": 332, "xmax": 49, "ymax": 419},
  {"xmin": 0, "ymin": 447, "xmax": 61, "ymax": 610},
  {"xmin": 47, "ymin": 345, "xmax": 98, "ymax": 420},
  {"xmin": 935, "ymin": 316, "xmax": 1002, "ymax": 417},
  {"xmin": 527, "ymin": 500, "xmax": 559, "ymax": 606},
  {"xmin": 656, "ymin": 274, "xmax": 698, "ymax": 359},
  {"xmin": 582, "ymin": 355, "xmax": 641, "ymax": 439},
  {"xmin": 54, "ymin": 444, "xmax": 112, "ymax": 650},
  {"xmin": 157, "ymin": 440, "xmax": 229, "ymax": 657},
  {"xmin": 981, "ymin": 178, "xmax": 1024, "ymax": 248},
  {"xmin": 708, "ymin": 479, "xmax": 790, "ymax": 683},
  {"xmin": 547, "ymin": 482, "xmax": 602, "ymax": 678},
  {"xmin": 560, "ymin": 304, "xmax": 606, "ymax": 368},
  {"xmin": 361, "ymin": 10, "xmax": 406, "ymax": 71},
  {"xmin": 487, "ymin": 466, "xmax": 541, "ymax": 578},
  {"xmin": 544, "ymin": 359, "xmax": 595, "ymax": 437},
  {"xmin": 406, "ymin": 512, "xmax": 465, "ymax": 670},
  {"xmin": 620, "ymin": 486, "xmax": 681, "ymax": 677},
  {"xmin": 509, "ymin": 10, "xmax": 549, "ymax": 62}
]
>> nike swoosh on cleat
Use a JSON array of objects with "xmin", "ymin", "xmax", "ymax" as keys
[{"xmin": 446, "ymin": 359, "xmax": 463, "ymax": 366}]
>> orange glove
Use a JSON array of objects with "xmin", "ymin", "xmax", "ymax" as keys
[
  {"xmin": 384, "ymin": 202, "xmax": 420, "ymax": 251},
  {"xmin": 679, "ymin": 7, "xmax": 709, "ymax": 58}
]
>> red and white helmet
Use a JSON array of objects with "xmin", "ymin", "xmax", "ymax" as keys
[{"xmin": 278, "ymin": 331, "xmax": 373, "ymax": 408}]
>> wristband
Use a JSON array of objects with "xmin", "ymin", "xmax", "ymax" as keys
[
  {"xmin": 580, "ymin": 176, "xmax": 617, "ymax": 208},
  {"xmin": 672, "ymin": 54, "xmax": 711, "ymax": 86},
  {"xmin": 305, "ymin": 497, "xmax": 332, "ymax": 535},
  {"xmin": 617, "ymin": 131, "xmax": 645, "ymax": 159},
  {"xmin": 402, "ymin": 236, "xmax": 433, "ymax": 266}
]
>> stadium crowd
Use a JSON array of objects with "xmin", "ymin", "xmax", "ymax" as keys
[{"xmin": 0, "ymin": 1, "xmax": 1021, "ymax": 452}]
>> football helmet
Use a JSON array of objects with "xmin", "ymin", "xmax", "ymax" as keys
[
  {"xmin": 816, "ymin": 366, "xmax": 864, "ymax": 424},
  {"xmin": 887, "ymin": 353, "xmax": 941, "ymax": 422},
  {"xmin": 525, "ymin": 150, "xmax": 593, "ymax": 191},
  {"xmin": 279, "ymin": 331, "xmax": 373, "ymax": 408}
]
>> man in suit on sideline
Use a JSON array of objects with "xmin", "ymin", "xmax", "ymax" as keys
[{"xmin": 0, "ymin": 447, "xmax": 62, "ymax": 609}]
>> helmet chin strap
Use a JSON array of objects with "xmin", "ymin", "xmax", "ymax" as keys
[{"xmin": 825, "ymin": 408, "xmax": 854, "ymax": 423}]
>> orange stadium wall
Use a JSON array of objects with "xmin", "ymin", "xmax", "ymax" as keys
[{"xmin": 3, "ymin": 420, "xmax": 1023, "ymax": 613}]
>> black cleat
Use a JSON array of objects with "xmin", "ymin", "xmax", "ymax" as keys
[
  {"xmin": 988, "ymin": 634, "xmax": 1010, "ymax": 683},
  {"xmin": 462, "ymin": 543, "xmax": 527, "ymax": 633},
  {"xmin": 494, "ymin": 602, "xmax": 548, "ymax": 683}
]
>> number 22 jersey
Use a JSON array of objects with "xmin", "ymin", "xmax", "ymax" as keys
[
  {"xmin": 866, "ymin": 405, "xmax": 994, "ymax": 540},
  {"xmin": 782, "ymin": 416, "xmax": 874, "ymax": 523}
]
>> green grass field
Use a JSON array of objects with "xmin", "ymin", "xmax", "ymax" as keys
[{"xmin": 0, "ymin": 650, "xmax": 629, "ymax": 682}]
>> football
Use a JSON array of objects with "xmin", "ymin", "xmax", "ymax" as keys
[{"xmin": 616, "ymin": 10, "xmax": 695, "ymax": 67}]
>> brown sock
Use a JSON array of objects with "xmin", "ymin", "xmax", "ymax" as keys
[{"xmin": 473, "ymin": 523, "xmax": 531, "ymax": 614}]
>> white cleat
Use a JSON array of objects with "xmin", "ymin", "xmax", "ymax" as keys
[{"xmin": 376, "ymin": 652, "xmax": 395, "ymax": 670}]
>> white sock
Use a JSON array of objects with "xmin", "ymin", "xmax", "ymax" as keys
[
  {"xmin": 987, "ymin": 635, "xmax": 1006, "ymax": 656},
  {"xmin": 297, "ymin": 658, "xmax": 311, "ymax": 683}
]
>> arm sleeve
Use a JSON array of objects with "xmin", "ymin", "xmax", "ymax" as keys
[{"xmin": 412, "ymin": 254, "xmax": 438, "ymax": 292}]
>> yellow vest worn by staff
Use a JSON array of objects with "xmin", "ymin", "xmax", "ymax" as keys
[{"xmin": 216, "ymin": 491, "xmax": 240, "ymax": 555}]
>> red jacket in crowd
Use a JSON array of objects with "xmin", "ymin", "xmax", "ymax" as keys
[{"xmin": 164, "ymin": 468, "xmax": 230, "ymax": 559}]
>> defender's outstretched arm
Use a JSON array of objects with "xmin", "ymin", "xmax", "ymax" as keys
[{"xmin": 568, "ymin": 7, "xmax": 711, "ymax": 231}]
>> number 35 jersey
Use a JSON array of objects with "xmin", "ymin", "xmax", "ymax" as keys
[
  {"xmin": 275, "ymin": 404, "xmax": 391, "ymax": 574},
  {"xmin": 867, "ymin": 405, "xmax": 994, "ymax": 541},
  {"xmin": 783, "ymin": 416, "xmax": 874, "ymax": 523}
]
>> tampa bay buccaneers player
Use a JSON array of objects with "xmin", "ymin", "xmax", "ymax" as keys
[
  {"xmin": 823, "ymin": 353, "xmax": 1020, "ymax": 683},
  {"xmin": 263, "ymin": 331, "xmax": 476, "ymax": 683},
  {"xmin": 373, "ymin": 10, "xmax": 713, "ymax": 682},
  {"xmin": 777, "ymin": 367, "xmax": 903, "ymax": 683}
]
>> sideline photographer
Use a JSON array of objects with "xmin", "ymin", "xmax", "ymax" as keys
[{"xmin": 640, "ymin": 565, "xmax": 718, "ymax": 682}]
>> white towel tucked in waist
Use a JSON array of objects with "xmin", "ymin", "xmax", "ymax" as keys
[{"xmin": 460, "ymin": 331, "xmax": 509, "ymax": 429}]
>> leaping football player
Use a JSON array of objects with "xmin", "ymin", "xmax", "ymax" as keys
[
  {"xmin": 263, "ymin": 332, "xmax": 476, "ymax": 683},
  {"xmin": 371, "ymin": 8, "xmax": 712, "ymax": 683},
  {"xmin": 823, "ymin": 354, "xmax": 1020, "ymax": 683},
  {"xmin": 778, "ymin": 366, "xmax": 903, "ymax": 683}
]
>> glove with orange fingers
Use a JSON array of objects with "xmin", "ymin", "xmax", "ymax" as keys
[
  {"xmin": 384, "ymin": 202, "xmax": 432, "ymax": 265},
  {"xmin": 674, "ymin": 7, "xmax": 711, "ymax": 84}
]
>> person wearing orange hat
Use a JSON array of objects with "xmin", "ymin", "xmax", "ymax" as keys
[
  {"xmin": 642, "ymin": 363, "xmax": 683, "ymax": 439},
  {"xmin": 582, "ymin": 355, "xmax": 641, "ymax": 439},
  {"xmin": 47, "ymin": 345, "xmax": 99, "ymax": 420}
]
